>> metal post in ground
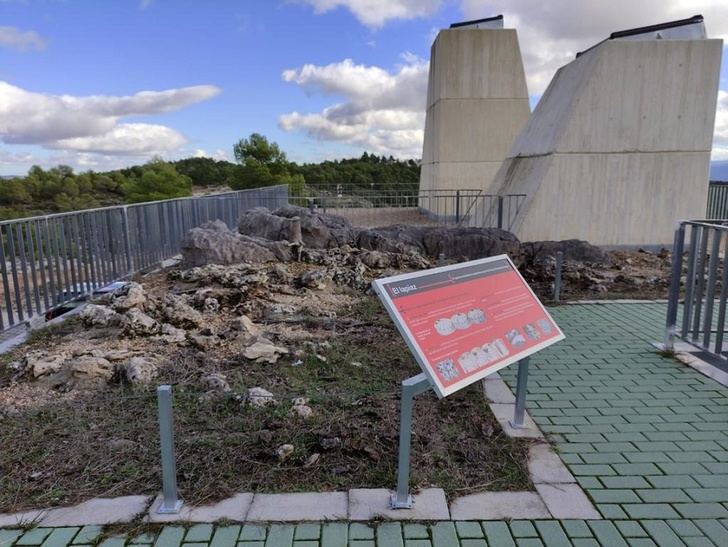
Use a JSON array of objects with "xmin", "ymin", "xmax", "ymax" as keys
[
  {"xmin": 509, "ymin": 358, "xmax": 530, "ymax": 428},
  {"xmin": 497, "ymin": 196, "xmax": 504, "ymax": 229},
  {"xmin": 455, "ymin": 190, "xmax": 461, "ymax": 224},
  {"xmin": 438, "ymin": 253, "xmax": 445, "ymax": 267},
  {"xmin": 391, "ymin": 373, "xmax": 431, "ymax": 509},
  {"xmin": 156, "ymin": 385, "xmax": 183, "ymax": 514},
  {"xmin": 553, "ymin": 251, "xmax": 564, "ymax": 302}
]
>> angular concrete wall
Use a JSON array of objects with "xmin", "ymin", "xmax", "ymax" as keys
[
  {"xmin": 482, "ymin": 37, "xmax": 723, "ymax": 246},
  {"xmin": 419, "ymin": 28, "xmax": 530, "ymax": 195}
]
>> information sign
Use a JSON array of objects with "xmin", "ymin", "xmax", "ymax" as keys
[{"xmin": 373, "ymin": 255, "xmax": 564, "ymax": 397}]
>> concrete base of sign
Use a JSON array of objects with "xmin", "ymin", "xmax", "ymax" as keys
[
  {"xmin": 147, "ymin": 493, "xmax": 253, "ymax": 523},
  {"xmin": 489, "ymin": 402, "xmax": 543, "ymax": 438},
  {"xmin": 349, "ymin": 488, "xmax": 450, "ymax": 521},
  {"xmin": 246, "ymin": 492, "xmax": 347, "ymax": 522},
  {"xmin": 450, "ymin": 492, "xmax": 551, "ymax": 520}
]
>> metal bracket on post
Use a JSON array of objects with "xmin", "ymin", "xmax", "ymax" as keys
[
  {"xmin": 390, "ymin": 373, "xmax": 432, "ymax": 510},
  {"xmin": 509, "ymin": 358, "xmax": 530, "ymax": 429},
  {"xmin": 553, "ymin": 251, "xmax": 563, "ymax": 302},
  {"xmin": 156, "ymin": 385, "xmax": 183, "ymax": 514}
]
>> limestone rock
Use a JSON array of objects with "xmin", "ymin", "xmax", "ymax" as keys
[
  {"xmin": 299, "ymin": 269, "xmax": 328, "ymax": 290},
  {"xmin": 290, "ymin": 398, "xmax": 313, "ymax": 419},
  {"xmin": 158, "ymin": 323, "xmax": 187, "ymax": 343},
  {"xmin": 179, "ymin": 264, "xmax": 269, "ymax": 290},
  {"xmin": 247, "ymin": 387, "xmax": 276, "ymax": 407},
  {"xmin": 121, "ymin": 356, "xmax": 159, "ymax": 384},
  {"xmin": 521, "ymin": 239, "xmax": 608, "ymax": 265},
  {"xmin": 238, "ymin": 206, "xmax": 356, "ymax": 249},
  {"xmin": 68, "ymin": 356, "xmax": 114, "ymax": 381},
  {"xmin": 229, "ymin": 315, "xmax": 260, "ymax": 337},
  {"xmin": 79, "ymin": 304, "xmax": 122, "ymax": 328},
  {"xmin": 242, "ymin": 337, "xmax": 288, "ymax": 364},
  {"xmin": 202, "ymin": 373, "xmax": 231, "ymax": 393},
  {"xmin": 24, "ymin": 351, "xmax": 68, "ymax": 378},
  {"xmin": 303, "ymin": 453, "xmax": 320, "ymax": 468},
  {"xmin": 111, "ymin": 282, "xmax": 146, "ymax": 312},
  {"xmin": 181, "ymin": 220, "xmax": 291, "ymax": 267},
  {"xmin": 359, "ymin": 250, "xmax": 391, "ymax": 269},
  {"xmin": 203, "ymin": 297, "xmax": 220, "ymax": 313},
  {"xmin": 123, "ymin": 308, "xmax": 161, "ymax": 336},
  {"xmin": 276, "ymin": 443, "xmax": 295, "ymax": 462},
  {"xmin": 161, "ymin": 294, "xmax": 203, "ymax": 330}
]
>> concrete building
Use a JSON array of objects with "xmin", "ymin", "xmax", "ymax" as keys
[
  {"xmin": 478, "ymin": 15, "xmax": 722, "ymax": 246},
  {"xmin": 419, "ymin": 16, "xmax": 531, "ymax": 197}
]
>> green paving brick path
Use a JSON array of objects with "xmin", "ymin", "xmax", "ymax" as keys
[
  {"xmin": 1, "ymin": 304, "xmax": 727, "ymax": 546},
  {"xmin": 500, "ymin": 304, "xmax": 728, "ymax": 524}
]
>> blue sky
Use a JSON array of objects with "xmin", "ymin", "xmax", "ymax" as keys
[{"xmin": 0, "ymin": 0, "xmax": 727, "ymax": 176}]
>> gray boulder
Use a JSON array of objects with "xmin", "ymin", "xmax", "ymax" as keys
[
  {"xmin": 181, "ymin": 220, "xmax": 291, "ymax": 267},
  {"xmin": 238, "ymin": 206, "xmax": 356, "ymax": 249},
  {"xmin": 520, "ymin": 239, "xmax": 608, "ymax": 265}
]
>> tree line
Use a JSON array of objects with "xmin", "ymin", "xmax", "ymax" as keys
[{"xmin": 0, "ymin": 133, "xmax": 421, "ymax": 220}]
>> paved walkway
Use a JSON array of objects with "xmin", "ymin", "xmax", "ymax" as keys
[{"xmin": 1, "ymin": 303, "xmax": 727, "ymax": 546}]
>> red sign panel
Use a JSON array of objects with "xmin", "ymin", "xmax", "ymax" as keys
[{"xmin": 373, "ymin": 255, "xmax": 564, "ymax": 397}]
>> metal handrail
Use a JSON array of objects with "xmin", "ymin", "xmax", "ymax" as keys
[{"xmin": 665, "ymin": 219, "xmax": 728, "ymax": 357}]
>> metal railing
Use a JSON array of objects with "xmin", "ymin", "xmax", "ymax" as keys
[
  {"xmin": 0, "ymin": 185, "xmax": 288, "ymax": 331},
  {"xmin": 706, "ymin": 181, "xmax": 728, "ymax": 219},
  {"xmin": 299, "ymin": 189, "xmax": 527, "ymax": 230},
  {"xmin": 664, "ymin": 219, "xmax": 728, "ymax": 357}
]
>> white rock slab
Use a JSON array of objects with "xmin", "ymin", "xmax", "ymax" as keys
[
  {"xmin": 489, "ymin": 403, "xmax": 544, "ymax": 439},
  {"xmin": 535, "ymin": 483, "xmax": 601, "ymax": 519},
  {"xmin": 40, "ymin": 496, "xmax": 151, "ymax": 526},
  {"xmin": 528, "ymin": 443, "xmax": 576, "ymax": 484},
  {"xmin": 0, "ymin": 509, "xmax": 46, "ymax": 527},
  {"xmin": 147, "ymin": 493, "xmax": 253, "ymax": 523},
  {"xmin": 246, "ymin": 492, "xmax": 347, "ymax": 521},
  {"xmin": 348, "ymin": 488, "xmax": 450, "ymax": 521},
  {"xmin": 449, "ymin": 491, "xmax": 551, "ymax": 520}
]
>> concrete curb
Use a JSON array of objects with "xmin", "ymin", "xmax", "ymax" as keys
[{"xmin": 0, "ymin": 373, "xmax": 601, "ymax": 525}]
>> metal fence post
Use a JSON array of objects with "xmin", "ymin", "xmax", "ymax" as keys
[
  {"xmin": 455, "ymin": 190, "xmax": 461, "ymax": 224},
  {"xmin": 157, "ymin": 385, "xmax": 183, "ymax": 514},
  {"xmin": 553, "ymin": 251, "xmax": 563, "ymax": 302},
  {"xmin": 510, "ymin": 358, "xmax": 530, "ymax": 428},
  {"xmin": 664, "ymin": 223, "xmax": 685, "ymax": 351},
  {"xmin": 497, "ymin": 196, "xmax": 504, "ymax": 229},
  {"xmin": 391, "ymin": 373, "xmax": 431, "ymax": 509},
  {"xmin": 121, "ymin": 207, "xmax": 133, "ymax": 275}
]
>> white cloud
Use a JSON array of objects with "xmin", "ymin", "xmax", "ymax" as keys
[
  {"xmin": 713, "ymin": 90, "xmax": 728, "ymax": 161},
  {"xmin": 294, "ymin": 0, "xmax": 442, "ymax": 28},
  {"xmin": 460, "ymin": 0, "xmax": 728, "ymax": 95},
  {"xmin": 279, "ymin": 54, "xmax": 428, "ymax": 157},
  {"xmin": 0, "ymin": 82, "xmax": 220, "ymax": 144},
  {"xmin": 0, "ymin": 81, "xmax": 220, "ymax": 163},
  {"xmin": 0, "ymin": 150, "xmax": 35, "ymax": 166},
  {"xmin": 193, "ymin": 148, "xmax": 230, "ymax": 161},
  {"xmin": 0, "ymin": 26, "xmax": 46, "ymax": 52},
  {"xmin": 49, "ymin": 123, "xmax": 187, "ymax": 156}
]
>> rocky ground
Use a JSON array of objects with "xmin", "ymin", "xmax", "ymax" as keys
[{"xmin": 0, "ymin": 206, "xmax": 675, "ymax": 512}]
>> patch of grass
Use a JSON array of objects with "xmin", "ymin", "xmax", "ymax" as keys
[{"xmin": 0, "ymin": 296, "xmax": 532, "ymax": 512}]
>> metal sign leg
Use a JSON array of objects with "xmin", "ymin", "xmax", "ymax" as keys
[
  {"xmin": 157, "ymin": 385, "xmax": 183, "ymax": 514},
  {"xmin": 391, "ymin": 373, "xmax": 431, "ymax": 509},
  {"xmin": 509, "ymin": 358, "xmax": 530, "ymax": 429}
]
